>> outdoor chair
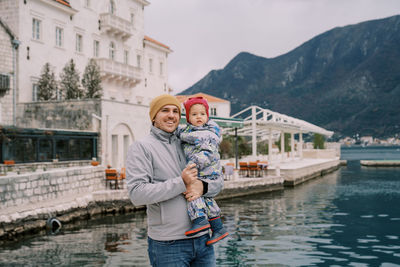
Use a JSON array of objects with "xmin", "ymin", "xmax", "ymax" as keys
[
  {"xmin": 120, "ymin": 167, "xmax": 126, "ymax": 179},
  {"xmin": 239, "ymin": 162, "xmax": 249, "ymax": 177},
  {"xmin": 248, "ymin": 161, "xmax": 262, "ymax": 177},
  {"xmin": 258, "ymin": 161, "xmax": 268, "ymax": 176},
  {"xmin": 105, "ymin": 168, "xmax": 124, "ymax": 189},
  {"xmin": 119, "ymin": 167, "xmax": 126, "ymax": 188}
]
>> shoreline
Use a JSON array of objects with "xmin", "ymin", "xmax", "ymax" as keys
[{"xmin": 0, "ymin": 158, "xmax": 340, "ymax": 244}]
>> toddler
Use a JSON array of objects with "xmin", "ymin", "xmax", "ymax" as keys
[{"xmin": 177, "ymin": 96, "xmax": 228, "ymax": 245}]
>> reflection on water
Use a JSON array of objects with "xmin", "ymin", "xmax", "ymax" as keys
[
  {"xmin": 1, "ymin": 148, "xmax": 400, "ymax": 266},
  {"xmin": 0, "ymin": 212, "xmax": 149, "ymax": 266},
  {"xmin": 215, "ymin": 161, "xmax": 400, "ymax": 266},
  {"xmin": 216, "ymin": 171, "xmax": 343, "ymax": 266}
]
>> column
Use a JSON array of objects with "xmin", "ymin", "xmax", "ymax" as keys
[
  {"xmin": 280, "ymin": 130, "xmax": 284, "ymax": 161},
  {"xmin": 252, "ymin": 106, "xmax": 257, "ymax": 157},
  {"xmin": 299, "ymin": 132, "xmax": 303, "ymax": 159},
  {"xmin": 268, "ymin": 128, "xmax": 273, "ymax": 162},
  {"xmin": 291, "ymin": 132, "xmax": 295, "ymax": 159},
  {"xmin": 235, "ymin": 127, "xmax": 238, "ymax": 169}
]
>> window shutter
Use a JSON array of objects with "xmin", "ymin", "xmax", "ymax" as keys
[{"xmin": 0, "ymin": 74, "xmax": 10, "ymax": 91}]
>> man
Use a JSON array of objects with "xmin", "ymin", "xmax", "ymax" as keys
[{"xmin": 126, "ymin": 94, "xmax": 224, "ymax": 266}]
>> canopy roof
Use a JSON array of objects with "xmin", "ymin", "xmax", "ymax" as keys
[
  {"xmin": 180, "ymin": 115, "xmax": 243, "ymax": 128},
  {"xmin": 224, "ymin": 106, "xmax": 333, "ymax": 138}
]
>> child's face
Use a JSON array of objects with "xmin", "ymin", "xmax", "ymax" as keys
[{"xmin": 188, "ymin": 104, "xmax": 208, "ymax": 127}]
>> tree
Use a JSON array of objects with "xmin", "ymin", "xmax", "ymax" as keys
[
  {"xmin": 275, "ymin": 133, "xmax": 291, "ymax": 152},
  {"xmin": 257, "ymin": 140, "xmax": 269, "ymax": 155},
  {"xmin": 82, "ymin": 59, "xmax": 103, "ymax": 98},
  {"xmin": 238, "ymin": 136, "xmax": 252, "ymax": 156},
  {"xmin": 218, "ymin": 135, "xmax": 252, "ymax": 158},
  {"xmin": 37, "ymin": 63, "xmax": 57, "ymax": 100},
  {"xmin": 60, "ymin": 59, "xmax": 82, "ymax": 100},
  {"xmin": 313, "ymin": 133, "xmax": 325, "ymax": 149},
  {"xmin": 219, "ymin": 138, "xmax": 233, "ymax": 159}
]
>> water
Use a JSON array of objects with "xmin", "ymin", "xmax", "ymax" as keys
[
  {"xmin": 1, "ymin": 147, "xmax": 400, "ymax": 266},
  {"xmin": 341, "ymin": 145, "xmax": 400, "ymax": 161}
]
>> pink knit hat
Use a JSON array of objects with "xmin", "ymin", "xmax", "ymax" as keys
[{"xmin": 184, "ymin": 96, "xmax": 209, "ymax": 124}]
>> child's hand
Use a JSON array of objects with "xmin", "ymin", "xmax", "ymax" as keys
[{"xmin": 181, "ymin": 163, "xmax": 197, "ymax": 186}]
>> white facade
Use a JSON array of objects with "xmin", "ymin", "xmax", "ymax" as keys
[
  {"xmin": 177, "ymin": 92, "xmax": 231, "ymax": 118},
  {"xmin": 0, "ymin": 0, "xmax": 172, "ymax": 169}
]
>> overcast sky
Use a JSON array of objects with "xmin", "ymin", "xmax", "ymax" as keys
[{"xmin": 144, "ymin": 0, "xmax": 400, "ymax": 94}]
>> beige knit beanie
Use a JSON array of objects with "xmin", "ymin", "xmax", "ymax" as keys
[{"xmin": 149, "ymin": 94, "xmax": 181, "ymax": 121}]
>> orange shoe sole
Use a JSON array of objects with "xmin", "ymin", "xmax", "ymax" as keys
[
  {"xmin": 185, "ymin": 224, "xmax": 210, "ymax": 236},
  {"xmin": 206, "ymin": 232, "xmax": 229, "ymax": 245}
]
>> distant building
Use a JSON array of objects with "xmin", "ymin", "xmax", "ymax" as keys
[
  {"xmin": 360, "ymin": 136, "xmax": 374, "ymax": 145},
  {"xmin": 0, "ymin": 0, "xmax": 172, "ymax": 168},
  {"xmin": 176, "ymin": 92, "xmax": 231, "ymax": 118}
]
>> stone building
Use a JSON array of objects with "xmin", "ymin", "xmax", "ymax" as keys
[
  {"xmin": 0, "ymin": 18, "xmax": 18, "ymax": 126},
  {"xmin": 0, "ymin": 0, "xmax": 172, "ymax": 168}
]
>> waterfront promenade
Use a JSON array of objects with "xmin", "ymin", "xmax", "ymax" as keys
[{"xmin": 0, "ymin": 156, "xmax": 340, "ymax": 241}]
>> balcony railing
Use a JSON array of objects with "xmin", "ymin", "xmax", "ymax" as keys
[
  {"xmin": 99, "ymin": 13, "xmax": 132, "ymax": 40},
  {"xmin": 94, "ymin": 58, "xmax": 141, "ymax": 86}
]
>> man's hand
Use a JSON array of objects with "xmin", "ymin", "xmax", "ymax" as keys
[
  {"xmin": 181, "ymin": 163, "xmax": 198, "ymax": 186},
  {"xmin": 184, "ymin": 179, "xmax": 203, "ymax": 201}
]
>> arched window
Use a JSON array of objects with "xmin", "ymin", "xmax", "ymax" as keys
[
  {"xmin": 109, "ymin": 0, "xmax": 116, "ymax": 15},
  {"xmin": 109, "ymin": 42, "xmax": 115, "ymax": 60}
]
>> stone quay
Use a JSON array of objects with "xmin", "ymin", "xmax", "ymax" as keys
[{"xmin": 0, "ymin": 157, "xmax": 340, "ymax": 242}]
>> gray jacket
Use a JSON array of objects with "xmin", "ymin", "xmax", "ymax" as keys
[{"xmin": 126, "ymin": 125, "xmax": 224, "ymax": 241}]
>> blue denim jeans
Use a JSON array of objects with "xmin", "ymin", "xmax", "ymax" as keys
[{"xmin": 148, "ymin": 234, "xmax": 216, "ymax": 267}]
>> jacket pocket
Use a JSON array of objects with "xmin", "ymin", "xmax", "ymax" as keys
[{"xmin": 147, "ymin": 203, "xmax": 162, "ymax": 226}]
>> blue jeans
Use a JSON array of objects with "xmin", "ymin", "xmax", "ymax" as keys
[{"xmin": 148, "ymin": 234, "xmax": 216, "ymax": 267}]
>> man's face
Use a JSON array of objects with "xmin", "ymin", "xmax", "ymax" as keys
[{"xmin": 153, "ymin": 105, "xmax": 180, "ymax": 133}]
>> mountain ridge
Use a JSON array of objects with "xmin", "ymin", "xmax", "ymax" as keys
[{"xmin": 179, "ymin": 15, "xmax": 400, "ymax": 138}]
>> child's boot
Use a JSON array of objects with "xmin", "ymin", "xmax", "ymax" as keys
[
  {"xmin": 206, "ymin": 216, "xmax": 229, "ymax": 245},
  {"xmin": 185, "ymin": 216, "xmax": 210, "ymax": 237}
]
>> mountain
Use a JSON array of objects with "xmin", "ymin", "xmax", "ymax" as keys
[{"xmin": 179, "ymin": 15, "xmax": 400, "ymax": 138}]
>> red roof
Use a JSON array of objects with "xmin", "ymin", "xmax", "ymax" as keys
[
  {"xmin": 144, "ymin": 35, "xmax": 170, "ymax": 50},
  {"xmin": 54, "ymin": 0, "xmax": 71, "ymax": 8}
]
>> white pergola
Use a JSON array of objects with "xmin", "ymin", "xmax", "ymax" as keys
[{"xmin": 223, "ymin": 106, "xmax": 334, "ymax": 161}]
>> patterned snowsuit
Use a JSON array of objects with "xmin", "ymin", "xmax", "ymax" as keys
[{"xmin": 178, "ymin": 119, "xmax": 223, "ymax": 220}]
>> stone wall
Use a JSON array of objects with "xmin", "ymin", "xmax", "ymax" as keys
[
  {"xmin": 16, "ymin": 99, "xmax": 101, "ymax": 130},
  {"xmin": 0, "ymin": 18, "xmax": 14, "ymax": 126},
  {"xmin": 282, "ymin": 159, "xmax": 341, "ymax": 187},
  {"xmin": 0, "ymin": 0, "xmax": 19, "ymax": 35},
  {"xmin": 302, "ymin": 149, "xmax": 338, "ymax": 159},
  {"xmin": 0, "ymin": 160, "xmax": 93, "ymax": 175},
  {"xmin": 0, "ymin": 166, "xmax": 105, "ymax": 211}
]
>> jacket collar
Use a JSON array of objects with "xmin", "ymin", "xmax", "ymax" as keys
[
  {"xmin": 150, "ymin": 125, "xmax": 177, "ymax": 143},
  {"xmin": 185, "ymin": 119, "xmax": 220, "ymax": 137}
]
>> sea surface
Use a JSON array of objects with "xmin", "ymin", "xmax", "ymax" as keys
[{"xmin": 0, "ymin": 146, "xmax": 400, "ymax": 266}]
